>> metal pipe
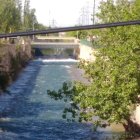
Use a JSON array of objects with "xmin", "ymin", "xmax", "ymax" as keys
[{"xmin": 0, "ymin": 20, "xmax": 140, "ymax": 38}]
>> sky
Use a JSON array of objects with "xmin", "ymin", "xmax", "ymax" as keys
[{"xmin": 26, "ymin": 0, "xmax": 102, "ymax": 27}]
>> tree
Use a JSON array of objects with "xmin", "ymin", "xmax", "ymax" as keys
[
  {"xmin": 67, "ymin": 30, "xmax": 89, "ymax": 39},
  {"xmin": 23, "ymin": 0, "xmax": 30, "ymax": 29},
  {"xmin": 0, "ymin": 0, "xmax": 46, "ymax": 33},
  {"xmin": 0, "ymin": 0, "xmax": 22, "ymax": 33},
  {"xmin": 47, "ymin": 0, "xmax": 140, "ymax": 134},
  {"xmin": 15, "ymin": 0, "xmax": 22, "ymax": 30},
  {"xmin": 23, "ymin": 0, "xmax": 36, "ymax": 30},
  {"xmin": 35, "ymin": 23, "xmax": 48, "ymax": 30}
]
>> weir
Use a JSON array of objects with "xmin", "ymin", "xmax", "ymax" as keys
[{"xmin": 31, "ymin": 36, "xmax": 80, "ymax": 59}]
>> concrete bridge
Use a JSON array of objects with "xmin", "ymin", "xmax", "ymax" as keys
[
  {"xmin": 31, "ymin": 36, "xmax": 96, "ymax": 60},
  {"xmin": 31, "ymin": 41, "xmax": 79, "ymax": 49},
  {"xmin": 31, "ymin": 37, "xmax": 79, "ymax": 48},
  {"xmin": 31, "ymin": 36, "xmax": 80, "ymax": 58}
]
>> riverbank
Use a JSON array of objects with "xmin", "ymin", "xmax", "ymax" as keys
[{"xmin": 0, "ymin": 38, "xmax": 32, "ymax": 93}]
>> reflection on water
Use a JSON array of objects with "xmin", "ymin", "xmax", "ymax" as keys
[{"xmin": 0, "ymin": 59, "xmax": 124, "ymax": 140}]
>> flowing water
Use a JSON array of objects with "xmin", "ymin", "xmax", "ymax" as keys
[{"xmin": 0, "ymin": 59, "xmax": 124, "ymax": 140}]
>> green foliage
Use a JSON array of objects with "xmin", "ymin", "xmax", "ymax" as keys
[
  {"xmin": 47, "ymin": 82, "xmax": 87, "ymax": 122},
  {"xmin": 0, "ymin": 0, "xmax": 22, "ymax": 33},
  {"xmin": 67, "ymin": 30, "xmax": 89, "ymax": 39},
  {"xmin": 35, "ymin": 23, "xmax": 48, "ymax": 30},
  {"xmin": 47, "ymin": 0, "xmax": 140, "ymax": 132},
  {"xmin": 23, "ymin": 0, "xmax": 48, "ymax": 31},
  {"xmin": 0, "ymin": 0, "xmax": 47, "ymax": 33},
  {"xmin": 23, "ymin": 0, "xmax": 36, "ymax": 30}
]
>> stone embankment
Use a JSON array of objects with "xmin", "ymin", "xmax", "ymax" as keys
[{"xmin": 0, "ymin": 38, "xmax": 32, "ymax": 92}]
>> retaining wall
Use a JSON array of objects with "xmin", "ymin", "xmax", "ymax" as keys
[
  {"xmin": 0, "ymin": 38, "xmax": 32, "ymax": 92},
  {"xmin": 79, "ymin": 44, "xmax": 96, "ymax": 61}
]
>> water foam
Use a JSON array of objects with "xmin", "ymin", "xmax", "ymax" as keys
[{"xmin": 42, "ymin": 58, "xmax": 79, "ymax": 63}]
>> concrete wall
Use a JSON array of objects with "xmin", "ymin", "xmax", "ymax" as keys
[
  {"xmin": 135, "ymin": 105, "xmax": 140, "ymax": 125},
  {"xmin": 78, "ymin": 44, "xmax": 96, "ymax": 61},
  {"xmin": 0, "ymin": 38, "xmax": 32, "ymax": 92}
]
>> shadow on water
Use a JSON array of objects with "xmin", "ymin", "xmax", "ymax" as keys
[{"xmin": 0, "ymin": 58, "xmax": 124, "ymax": 140}]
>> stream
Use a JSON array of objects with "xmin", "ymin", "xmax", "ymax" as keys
[{"xmin": 0, "ymin": 59, "xmax": 124, "ymax": 140}]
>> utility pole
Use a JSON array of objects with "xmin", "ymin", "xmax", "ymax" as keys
[
  {"xmin": 32, "ymin": 23, "xmax": 34, "ymax": 40},
  {"xmin": 49, "ymin": 10, "xmax": 51, "ymax": 28},
  {"xmin": 32, "ymin": 19, "xmax": 35, "ymax": 40},
  {"xmin": 93, "ymin": 0, "xmax": 95, "ymax": 24}
]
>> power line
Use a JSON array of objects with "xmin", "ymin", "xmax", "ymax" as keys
[
  {"xmin": 79, "ymin": 3, "xmax": 90, "ymax": 25},
  {"xmin": 0, "ymin": 20, "xmax": 140, "ymax": 38}
]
